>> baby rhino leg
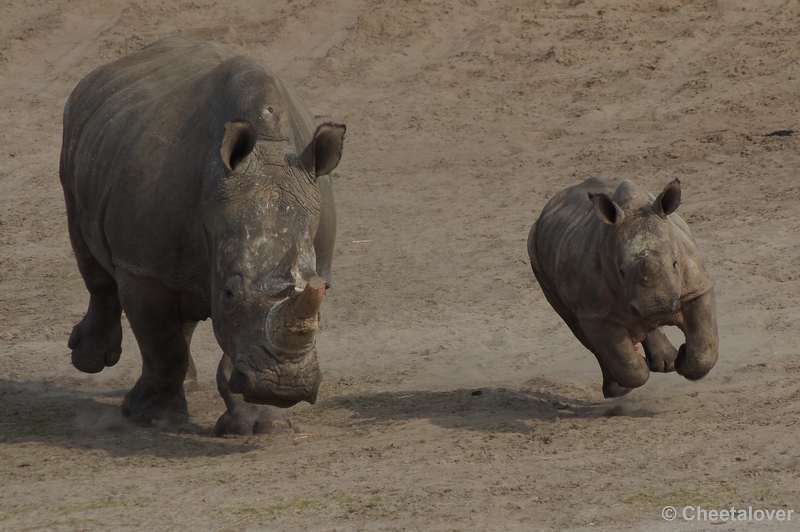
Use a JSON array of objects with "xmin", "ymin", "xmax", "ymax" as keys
[
  {"xmin": 642, "ymin": 328, "xmax": 678, "ymax": 373},
  {"xmin": 581, "ymin": 320, "xmax": 650, "ymax": 396}
]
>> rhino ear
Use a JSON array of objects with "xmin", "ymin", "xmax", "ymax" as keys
[
  {"xmin": 301, "ymin": 123, "xmax": 346, "ymax": 178},
  {"xmin": 221, "ymin": 121, "xmax": 256, "ymax": 172},
  {"xmin": 652, "ymin": 178, "xmax": 681, "ymax": 217},
  {"xmin": 589, "ymin": 192, "xmax": 625, "ymax": 226}
]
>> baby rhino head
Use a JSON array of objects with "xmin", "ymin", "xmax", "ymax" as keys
[{"xmin": 589, "ymin": 179, "xmax": 685, "ymax": 321}]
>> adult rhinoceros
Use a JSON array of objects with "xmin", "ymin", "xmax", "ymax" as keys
[
  {"xmin": 59, "ymin": 37, "xmax": 345, "ymax": 435},
  {"xmin": 527, "ymin": 177, "xmax": 718, "ymax": 398}
]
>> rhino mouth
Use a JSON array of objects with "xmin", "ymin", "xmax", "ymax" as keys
[
  {"xmin": 242, "ymin": 395, "xmax": 301, "ymax": 408},
  {"xmin": 229, "ymin": 348, "xmax": 321, "ymax": 407}
]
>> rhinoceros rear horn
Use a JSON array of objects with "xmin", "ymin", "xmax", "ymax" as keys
[
  {"xmin": 301, "ymin": 123, "xmax": 346, "ymax": 178},
  {"xmin": 589, "ymin": 192, "xmax": 625, "ymax": 227},
  {"xmin": 221, "ymin": 121, "xmax": 256, "ymax": 172},
  {"xmin": 652, "ymin": 178, "xmax": 681, "ymax": 218}
]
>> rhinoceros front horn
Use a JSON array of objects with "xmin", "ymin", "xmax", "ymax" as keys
[
  {"xmin": 266, "ymin": 276, "xmax": 326, "ymax": 359},
  {"xmin": 291, "ymin": 276, "xmax": 326, "ymax": 319}
]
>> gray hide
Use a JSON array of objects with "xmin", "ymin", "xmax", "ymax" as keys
[
  {"xmin": 60, "ymin": 37, "xmax": 346, "ymax": 435},
  {"xmin": 528, "ymin": 177, "xmax": 718, "ymax": 398}
]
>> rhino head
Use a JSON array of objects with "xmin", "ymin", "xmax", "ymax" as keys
[
  {"xmin": 589, "ymin": 179, "xmax": 684, "ymax": 321},
  {"xmin": 202, "ymin": 118, "xmax": 345, "ymax": 408}
]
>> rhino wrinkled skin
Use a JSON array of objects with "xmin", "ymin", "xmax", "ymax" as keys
[
  {"xmin": 59, "ymin": 37, "xmax": 345, "ymax": 435},
  {"xmin": 528, "ymin": 177, "xmax": 719, "ymax": 398}
]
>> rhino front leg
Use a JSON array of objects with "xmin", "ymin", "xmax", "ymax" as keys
[
  {"xmin": 675, "ymin": 289, "xmax": 719, "ymax": 380},
  {"xmin": 642, "ymin": 328, "xmax": 679, "ymax": 372},
  {"xmin": 214, "ymin": 354, "xmax": 292, "ymax": 436},
  {"xmin": 313, "ymin": 173, "xmax": 336, "ymax": 288},
  {"xmin": 593, "ymin": 354, "xmax": 634, "ymax": 398},
  {"xmin": 580, "ymin": 320, "xmax": 650, "ymax": 396},
  {"xmin": 117, "ymin": 274, "xmax": 190, "ymax": 425}
]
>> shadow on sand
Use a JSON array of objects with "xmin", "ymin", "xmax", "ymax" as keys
[
  {"xmin": 305, "ymin": 378, "xmax": 658, "ymax": 435},
  {"xmin": 0, "ymin": 377, "xmax": 657, "ymax": 453},
  {"xmin": 0, "ymin": 379, "xmax": 258, "ymax": 457}
]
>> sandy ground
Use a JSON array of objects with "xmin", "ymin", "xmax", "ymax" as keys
[{"xmin": 1, "ymin": 0, "xmax": 799, "ymax": 530}]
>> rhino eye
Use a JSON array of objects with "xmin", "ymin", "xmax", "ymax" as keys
[
  {"xmin": 618, "ymin": 268, "xmax": 625, "ymax": 279},
  {"xmin": 221, "ymin": 276, "xmax": 243, "ymax": 314}
]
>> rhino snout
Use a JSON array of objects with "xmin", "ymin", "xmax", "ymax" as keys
[
  {"xmin": 229, "ymin": 353, "xmax": 322, "ymax": 407},
  {"xmin": 630, "ymin": 297, "xmax": 681, "ymax": 320}
]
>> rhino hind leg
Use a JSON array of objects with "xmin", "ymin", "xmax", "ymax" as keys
[
  {"xmin": 214, "ymin": 354, "xmax": 292, "ymax": 436},
  {"xmin": 182, "ymin": 322, "xmax": 200, "ymax": 393},
  {"xmin": 66, "ymin": 223, "xmax": 123, "ymax": 374},
  {"xmin": 117, "ymin": 273, "xmax": 191, "ymax": 425},
  {"xmin": 529, "ymin": 273, "xmax": 632, "ymax": 397},
  {"xmin": 580, "ymin": 320, "xmax": 650, "ymax": 394},
  {"xmin": 642, "ymin": 328, "xmax": 679, "ymax": 372}
]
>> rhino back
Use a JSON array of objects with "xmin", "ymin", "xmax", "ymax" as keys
[
  {"xmin": 529, "ymin": 177, "xmax": 617, "ymax": 318},
  {"xmin": 61, "ymin": 37, "xmax": 317, "ymax": 295}
]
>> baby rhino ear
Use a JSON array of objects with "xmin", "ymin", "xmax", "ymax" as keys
[
  {"xmin": 652, "ymin": 178, "xmax": 681, "ymax": 217},
  {"xmin": 589, "ymin": 192, "xmax": 625, "ymax": 226}
]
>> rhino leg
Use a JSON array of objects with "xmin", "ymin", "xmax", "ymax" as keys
[
  {"xmin": 580, "ymin": 320, "xmax": 650, "ymax": 393},
  {"xmin": 118, "ymin": 273, "xmax": 190, "ymax": 425},
  {"xmin": 530, "ymin": 274, "xmax": 634, "ymax": 398},
  {"xmin": 593, "ymin": 355, "xmax": 634, "ymax": 398},
  {"xmin": 66, "ymin": 218, "xmax": 123, "ymax": 374},
  {"xmin": 183, "ymin": 321, "xmax": 200, "ymax": 392},
  {"xmin": 214, "ymin": 353, "xmax": 292, "ymax": 436},
  {"xmin": 313, "ymin": 173, "xmax": 336, "ymax": 288},
  {"xmin": 675, "ymin": 289, "xmax": 719, "ymax": 380},
  {"xmin": 642, "ymin": 328, "xmax": 678, "ymax": 372}
]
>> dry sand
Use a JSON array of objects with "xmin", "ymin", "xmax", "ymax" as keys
[{"xmin": 1, "ymin": 0, "xmax": 799, "ymax": 530}]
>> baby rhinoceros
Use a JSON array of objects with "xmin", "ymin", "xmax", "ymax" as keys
[{"xmin": 527, "ymin": 177, "xmax": 718, "ymax": 398}]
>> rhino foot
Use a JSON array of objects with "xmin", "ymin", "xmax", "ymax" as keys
[
  {"xmin": 183, "ymin": 353, "xmax": 200, "ymax": 392},
  {"xmin": 602, "ymin": 378, "xmax": 633, "ymax": 398},
  {"xmin": 183, "ymin": 376, "xmax": 200, "ymax": 393},
  {"xmin": 675, "ymin": 343, "xmax": 715, "ymax": 381},
  {"xmin": 214, "ymin": 404, "xmax": 292, "ymax": 437},
  {"xmin": 68, "ymin": 312, "xmax": 123, "ymax": 374},
  {"xmin": 643, "ymin": 328, "xmax": 678, "ymax": 373},
  {"xmin": 121, "ymin": 379, "xmax": 189, "ymax": 426}
]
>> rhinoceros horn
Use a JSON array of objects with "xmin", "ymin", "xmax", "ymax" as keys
[{"xmin": 266, "ymin": 276, "xmax": 326, "ymax": 360}]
